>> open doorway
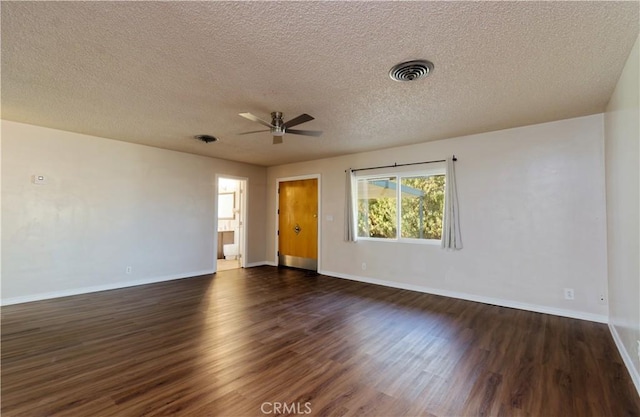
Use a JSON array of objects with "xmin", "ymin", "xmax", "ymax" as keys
[{"xmin": 216, "ymin": 177, "xmax": 247, "ymax": 271}]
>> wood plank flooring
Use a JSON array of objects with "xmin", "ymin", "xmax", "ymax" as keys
[
  {"xmin": 217, "ymin": 259, "xmax": 241, "ymax": 271},
  {"xmin": 2, "ymin": 266, "xmax": 639, "ymax": 416}
]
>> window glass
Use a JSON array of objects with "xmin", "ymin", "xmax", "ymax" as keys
[
  {"xmin": 355, "ymin": 170, "xmax": 445, "ymax": 242},
  {"xmin": 400, "ymin": 175, "xmax": 445, "ymax": 240},
  {"xmin": 357, "ymin": 176, "xmax": 398, "ymax": 238}
]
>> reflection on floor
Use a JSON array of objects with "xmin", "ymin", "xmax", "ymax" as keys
[{"xmin": 217, "ymin": 259, "xmax": 240, "ymax": 271}]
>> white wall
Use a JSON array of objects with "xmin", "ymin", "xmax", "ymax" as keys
[
  {"xmin": 604, "ymin": 35, "xmax": 640, "ymax": 392},
  {"xmin": 267, "ymin": 114, "xmax": 609, "ymax": 321},
  {"xmin": 1, "ymin": 121, "xmax": 267, "ymax": 304}
]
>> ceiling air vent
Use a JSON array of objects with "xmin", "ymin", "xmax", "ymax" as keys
[
  {"xmin": 194, "ymin": 134, "xmax": 218, "ymax": 143},
  {"xmin": 389, "ymin": 60, "xmax": 434, "ymax": 82}
]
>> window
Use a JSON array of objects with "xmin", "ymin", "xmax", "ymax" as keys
[
  {"xmin": 357, "ymin": 177, "xmax": 397, "ymax": 238},
  {"xmin": 356, "ymin": 170, "xmax": 445, "ymax": 242}
]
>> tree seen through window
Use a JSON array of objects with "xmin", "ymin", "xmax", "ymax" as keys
[{"xmin": 357, "ymin": 174, "xmax": 445, "ymax": 240}]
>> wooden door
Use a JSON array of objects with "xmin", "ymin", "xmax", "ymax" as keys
[{"xmin": 278, "ymin": 178, "xmax": 318, "ymax": 270}]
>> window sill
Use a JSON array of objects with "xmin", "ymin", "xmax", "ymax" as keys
[{"xmin": 356, "ymin": 237, "xmax": 441, "ymax": 246}]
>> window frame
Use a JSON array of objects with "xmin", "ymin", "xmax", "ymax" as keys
[{"xmin": 355, "ymin": 167, "xmax": 445, "ymax": 245}]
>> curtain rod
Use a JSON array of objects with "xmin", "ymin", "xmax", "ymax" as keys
[{"xmin": 347, "ymin": 155, "xmax": 456, "ymax": 173}]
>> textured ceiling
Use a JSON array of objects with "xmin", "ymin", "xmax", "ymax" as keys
[{"xmin": 2, "ymin": 1, "xmax": 638, "ymax": 166}]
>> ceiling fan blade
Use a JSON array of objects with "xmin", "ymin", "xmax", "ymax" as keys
[
  {"xmin": 238, "ymin": 129, "xmax": 270, "ymax": 135},
  {"xmin": 283, "ymin": 114, "xmax": 314, "ymax": 128},
  {"xmin": 239, "ymin": 112, "xmax": 274, "ymax": 128},
  {"xmin": 273, "ymin": 136, "xmax": 283, "ymax": 145},
  {"xmin": 286, "ymin": 129, "xmax": 323, "ymax": 137}
]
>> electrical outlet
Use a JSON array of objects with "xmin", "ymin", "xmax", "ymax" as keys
[
  {"xmin": 361, "ymin": 262, "xmax": 367, "ymax": 271},
  {"xmin": 126, "ymin": 266, "xmax": 132, "ymax": 274},
  {"xmin": 32, "ymin": 174, "xmax": 47, "ymax": 185},
  {"xmin": 598, "ymin": 293, "xmax": 606, "ymax": 304},
  {"xmin": 564, "ymin": 288, "xmax": 574, "ymax": 300}
]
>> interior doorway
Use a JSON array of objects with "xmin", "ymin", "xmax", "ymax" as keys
[{"xmin": 216, "ymin": 177, "xmax": 247, "ymax": 272}]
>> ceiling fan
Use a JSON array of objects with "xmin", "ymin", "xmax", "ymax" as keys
[{"xmin": 238, "ymin": 111, "xmax": 322, "ymax": 144}]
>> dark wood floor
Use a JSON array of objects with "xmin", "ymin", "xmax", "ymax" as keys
[{"xmin": 2, "ymin": 266, "xmax": 639, "ymax": 416}]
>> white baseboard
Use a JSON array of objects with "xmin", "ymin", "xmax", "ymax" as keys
[
  {"xmin": 1, "ymin": 269, "xmax": 215, "ymax": 306},
  {"xmin": 318, "ymin": 269, "xmax": 608, "ymax": 324},
  {"xmin": 609, "ymin": 323, "xmax": 640, "ymax": 396}
]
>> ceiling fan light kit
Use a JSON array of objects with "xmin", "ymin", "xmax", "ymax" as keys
[{"xmin": 239, "ymin": 111, "xmax": 322, "ymax": 144}]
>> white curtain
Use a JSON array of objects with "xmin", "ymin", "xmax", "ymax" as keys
[
  {"xmin": 442, "ymin": 157, "xmax": 462, "ymax": 250},
  {"xmin": 344, "ymin": 169, "xmax": 357, "ymax": 242}
]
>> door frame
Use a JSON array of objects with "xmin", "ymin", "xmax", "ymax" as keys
[
  {"xmin": 275, "ymin": 174, "xmax": 321, "ymax": 271},
  {"xmin": 215, "ymin": 175, "xmax": 249, "ymax": 271}
]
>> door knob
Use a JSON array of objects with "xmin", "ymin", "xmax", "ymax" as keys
[{"xmin": 294, "ymin": 224, "xmax": 301, "ymax": 235}]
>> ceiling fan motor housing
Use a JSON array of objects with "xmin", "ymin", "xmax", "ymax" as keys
[{"xmin": 271, "ymin": 112, "xmax": 285, "ymax": 136}]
